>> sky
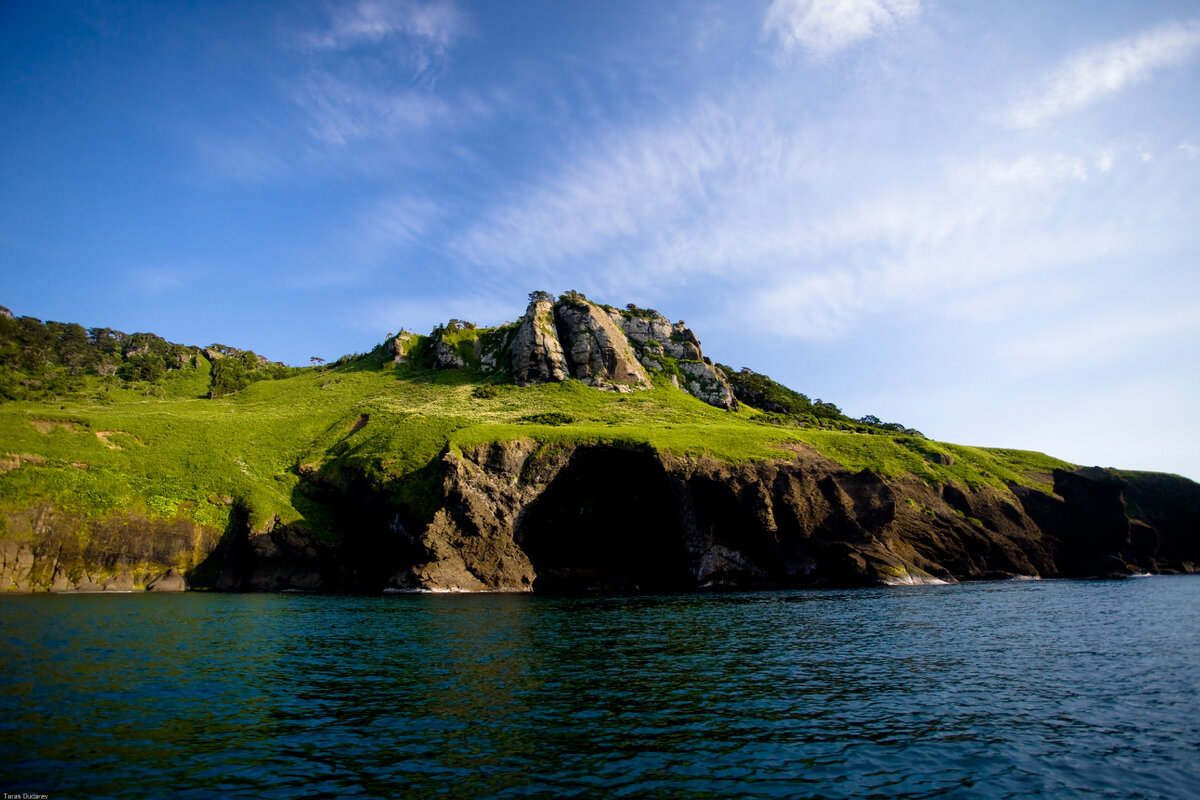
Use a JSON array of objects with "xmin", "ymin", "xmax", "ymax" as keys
[{"xmin": 2, "ymin": 0, "xmax": 1199, "ymax": 480}]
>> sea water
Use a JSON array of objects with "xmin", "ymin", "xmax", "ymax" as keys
[{"xmin": 1, "ymin": 578, "xmax": 1198, "ymax": 799}]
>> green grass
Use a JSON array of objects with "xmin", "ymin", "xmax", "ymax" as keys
[{"xmin": 0, "ymin": 356, "xmax": 1077, "ymax": 542}]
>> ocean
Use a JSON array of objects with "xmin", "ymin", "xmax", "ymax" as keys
[{"xmin": 2, "ymin": 577, "xmax": 1198, "ymax": 799}]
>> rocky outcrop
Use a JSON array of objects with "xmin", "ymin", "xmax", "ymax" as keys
[
  {"xmin": 387, "ymin": 331, "xmax": 416, "ymax": 364},
  {"xmin": 432, "ymin": 339, "xmax": 466, "ymax": 370},
  {"xmin": 511, "ymin": 299, "xmax": 568, "ymax": 385},
  {"xmin": 610, "ymin": 308, "xmax": 736, "ymax": 409},
  {"xmin": 678, "ymin": 360, "xmax": 738, "ymax": 410},
  {"xmin": 420, "ymin": 294, "xmax": 736, "ymax": 408},
  {"xmin": 555, "ymin": 300, "xmax": 650, "ymax": 392}
]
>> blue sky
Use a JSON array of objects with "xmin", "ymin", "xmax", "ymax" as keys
[{"xmin": 2, "ymin": 0, "xmax": 1199, "ymax": 480}]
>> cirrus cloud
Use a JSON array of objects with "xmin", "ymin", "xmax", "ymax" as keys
[{"xmin": 1008, "ymin": 19, "xmax": 1200, "ymax": 128}]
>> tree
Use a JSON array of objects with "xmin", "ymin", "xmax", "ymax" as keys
[
  {"xmin": 529, "ymin": 290, "xmax": 554, "ymax": 304},
  {"xmin": 311, "ymin": 356, "xmax": 326, "ymax": 368}
]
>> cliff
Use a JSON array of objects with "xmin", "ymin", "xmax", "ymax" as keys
[{"xmin": 1, "ymin": 292, "xmax": 1197, "ymax": 593}]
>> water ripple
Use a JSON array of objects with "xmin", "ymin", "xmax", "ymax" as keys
[{"xmin": 1, "ymin": 579, "xmax": 1199, "ymax": 799}]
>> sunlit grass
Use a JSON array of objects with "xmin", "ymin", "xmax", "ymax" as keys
[{"xmin": 0, "ymin": 357, "xmax": 1077, "ymax": 541}]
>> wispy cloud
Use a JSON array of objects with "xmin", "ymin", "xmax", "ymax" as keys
[
  {"xmin": 1007, "ymin": 19, "xmax": 1200, "ymax": 128},
  {"xmin": 296, "ymin": 72, "xmax": 448, "ymax": 144},
  {"xmin": 763, "ymin": 0, "xmax": 920, "ymax": 57},
  {"xmin": 289, "ymin": 0, "xmax": 470, "ymax": 146},
  {"xmin": 304, "ymin": 0, "xmax": 468, "ymax": 54},
  {"xmin": 452, "ymin": 92, "xmax": 819, "ymax": 287}
]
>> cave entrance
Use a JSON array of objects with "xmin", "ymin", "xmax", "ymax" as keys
[{"xmin": 515, "ymin": 447, "xmax": 693, "ymax": 592}]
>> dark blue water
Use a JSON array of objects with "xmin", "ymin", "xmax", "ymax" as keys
[{"xmin": 2, "ymin": 578, "xmax": 1198, "ymax": 799}]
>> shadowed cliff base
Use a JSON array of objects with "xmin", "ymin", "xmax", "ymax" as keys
[{"xmin": 4, "ymin": 441, "xmax": 1198, "ymax": 593}]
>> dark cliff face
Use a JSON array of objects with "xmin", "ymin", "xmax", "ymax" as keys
[{"xmin": 6, "ymin": 444, "xmax": 1197, "ymax": 593}]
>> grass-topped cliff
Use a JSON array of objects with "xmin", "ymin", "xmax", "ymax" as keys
[
  {"xmin": 0, "ymin": 297, "xmax": 1074, "ymax": 546},
  {"xmin": 10, "ymin": 292, "xmax": 1195, "ymax": 593}
]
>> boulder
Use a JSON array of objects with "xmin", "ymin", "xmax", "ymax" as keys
[
  {"xmin": 103, "ymin": 572, "xmax": 135, "ymax": 591},
  {"xmin": 49, "ymin": 565, "xmax": 74, "ymax": 592},
  {"xmin": 510, "ymin": 299, "xmax": 568, "ymax": 386},
  {"xmin": 147, "ymin": 567, "xmax": 188, "ymax": 592},
  {"xmin": 74, "ymin": 570, "xmax": 103, "ymax": 593}
]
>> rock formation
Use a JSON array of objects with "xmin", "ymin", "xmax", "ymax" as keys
[
  {"xmin": 387, "ymin": 331, "xmax": 416, "ymax": 364},
  {"xmin": 554, "ymin": 298, "xmax": 650, "ymax": 392},
  {"xmin": 510, "ymin": 298, "xmax": 568, "ymax": 385}
]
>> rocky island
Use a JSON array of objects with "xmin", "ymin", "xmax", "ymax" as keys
[{"xmin": 0, "ymin": 293, "xmax": 1196, "ymax": 593}]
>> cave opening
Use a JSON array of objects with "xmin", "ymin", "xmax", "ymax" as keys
[{"xmin": 515, "ymin": 446, "xmax": 694, "ymax": 592}]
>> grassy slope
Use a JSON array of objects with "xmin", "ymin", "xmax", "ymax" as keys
[{"xmin": 0, "ymin": 351, "xmax": 1077, "ymax": 543}]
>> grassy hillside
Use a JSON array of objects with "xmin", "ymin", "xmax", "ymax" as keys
[{"xmin": 0, "ymin": 331, "xmax": 1077, "ymax": 544}]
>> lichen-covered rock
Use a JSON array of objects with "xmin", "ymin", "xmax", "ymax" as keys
[
  {"xmin": 479, "ymin": 328, "xmax": 513, "ymax": 373},
  {"xmin": 610, "ymin": 309, "xmax": 700, "ymax": 360},
  {"xmin": 611, "ymin": 309, "xmax": 735, "ymax": 408},
  {"xmin": 611, "ymin": 310, "xmax": 675, "ymax": 349},
  {"xmin": 510, "ymin": 299, "xmax": 568, "ymax": 386},
  {"xmin": 665, "ymin": 324, "xmax": 703, "ymax": 361},
  {"xmin": 679, "ymin": 360, "xmax": 738, "ymax": 411},
  {"xmin": 556, "ymin": 300, "xmax": 650, "ymax": 391}
]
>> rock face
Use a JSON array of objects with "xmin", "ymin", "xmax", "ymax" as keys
[
  {"xmin": 368, "ymin": 444, "xmax": 1197, "ymax": 593},
  {"xmin": 678, "ymin": 360, "xmax": 738, "ymax": 410},
  {"xmin": 555, "ymin": 300, "xmax": 650, "ymax": 392},
  {"xmin": 432, "ymin": 339, "xmax": 466, "ymax": 370},
  {"xmin": 510, "ymin": 299, "xmax": 568, "ymax": 385},
  {"xmin": 611, "ymin": 309, "xmax": 737, "ymax": 410}
]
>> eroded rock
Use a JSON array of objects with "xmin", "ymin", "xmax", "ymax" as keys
[
  {"xmin": 511, "ymin": 299, "xmax": 568, "ymax": 385},
  {"xmin": 555, "ymin": 300, "xmax": 650, "ymax": 391}
]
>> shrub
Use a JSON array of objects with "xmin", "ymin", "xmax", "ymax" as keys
[{"xmin": 520, "ymin": 412, "xmax": 573, "ymax": 426}]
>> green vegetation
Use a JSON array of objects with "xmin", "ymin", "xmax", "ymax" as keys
[
  {"xmin": 718, "ymin": 364, "xmax": 920, "ymax": 436},
  {"xmin": 0, "ymin": 313, "xmax": 1078, "ymax": 546}
]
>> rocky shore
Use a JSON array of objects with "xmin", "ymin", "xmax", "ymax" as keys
[{"xmin": 4, "ymin": 440, "xmax": 1195, "ymax": 594}]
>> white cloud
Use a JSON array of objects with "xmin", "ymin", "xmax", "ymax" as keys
[
  {"xmin": 288, "ymin": 0, "xmax": 470, "ymax": 146},
  {"xmin": 763, "ymin": 0, "xmax": 920, "ymax": 57},
  {"xmin": 305, "ymin": 0, "xmax": 468, "ymax": 52},
  {"xmin": 1007, "ymin": 19, "xmax": 1200, "ymax": 128}
]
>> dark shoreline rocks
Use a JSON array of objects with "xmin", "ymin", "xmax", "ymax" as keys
[{"xmin": 3, "ymin": 445, "xmax": 1197, "ymax": 595}]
